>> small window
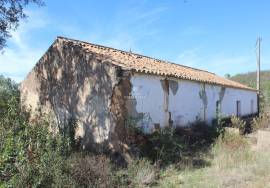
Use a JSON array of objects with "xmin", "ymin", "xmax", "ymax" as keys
[
  {"xmin": 236, "ymin": 100, "xmax": 241, "ymax": 117},
  {"xmin": 251, "ymin": 100, "xmax": 254, "ymax": 114},
  {"xmin": 216, "ymin": 100, "xmax": 221, "ymax": 118}
]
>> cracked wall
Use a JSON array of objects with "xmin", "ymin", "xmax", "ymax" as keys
[
  {"xmin": 128, "ymin": 74, "xmax": 258, "ymax": 129},
  {"xmin": 126, "ymin": 74, "xmax": 166, "ymax": 132},
  {"xmin": 199, "ymin": 84, "xmax": 208, "ymax": 121},
  {"xmin": 161, "ymin": 79, "xmax": 171, "ymax": 127},
  {"xmin": 20, "ymin": 39, "xmax": 128, "ymax": 153},
  {"xmin": 20, "ymin": 38, "xmax": 259, "ymax": 149},
  {"xmin": 219, "ymin": 87, "xmax": 226, "ymax": 103}
]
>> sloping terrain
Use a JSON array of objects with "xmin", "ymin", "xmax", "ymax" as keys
[
  {"xmin": 157, "ymin": 131, "xmax": 270, "ymax": 188},
  {"xmin": 231, "ymin": 70, "xmax": 270, "ymax": 111}
]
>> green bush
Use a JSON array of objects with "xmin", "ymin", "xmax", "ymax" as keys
[
  {"xmin": 0, "ymin": 95, "xmax": 75, "ymax": 187},
  {"xmin": 0, "ymin": 76, "xmax": 125, "ymax": 188},
  {"xmin": 191, "ymin": 120, "xmax": 223, "ymax": 143},
  {"xmin": 139, "ymin": 127, "xmax": 184, "ymax": 165},
  {"xmin": 0, "ymin": 75, "xmax": 19, "ymax": 117}
]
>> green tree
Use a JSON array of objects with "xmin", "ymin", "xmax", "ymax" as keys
[
  {"xmin": 0, "ymin": 75, "xmax": 19, "ymax": 116},
  {"xmin": 0, "ymin": 76, "xmax": 75, "ymax": 187},
  {"xmin": 224, "ymin": 73, "xmax": 231, "ymax": 79},
  {"xmin": 0, "ymin": 94, "xmax": 75, "ymax": 187},
  {"xmin": 0, "ymin": 0, "xmax": 44, "ymax": 51}
]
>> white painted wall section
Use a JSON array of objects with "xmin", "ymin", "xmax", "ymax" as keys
[
  {"xmin": 127, "ymin": 75, "xmax": 165, "ymax": 132},
  {"xmin": 128, "ymin": 74, "xmax": 258, "ymax": 131}
]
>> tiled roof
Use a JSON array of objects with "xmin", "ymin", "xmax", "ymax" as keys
[{"xmin": 57, "ymin": 36, "xmax": 256, "ymax": 91}]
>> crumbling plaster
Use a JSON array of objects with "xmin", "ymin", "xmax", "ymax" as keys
[
  {"xmin": 127, "ymin": 73, "xmax": 258, "ymax": 132},
  {"xmin": 20, "ymin": 39, "xmax": 131, "ymax": 153},
  {"xmin": 20, "ymin": 38, "xmax": 259, "ymax": 153}
]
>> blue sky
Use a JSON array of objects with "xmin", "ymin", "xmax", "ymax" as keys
[{"xmin": 0, "ymin": 0, "xmax": 270, "ymax": 82}]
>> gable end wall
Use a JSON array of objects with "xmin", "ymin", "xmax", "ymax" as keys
[{"xmin": 20, "ymin": 39, "xmax": 130, "ymax": 153}]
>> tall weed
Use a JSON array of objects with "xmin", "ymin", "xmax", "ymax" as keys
[{"xmin": 252, "ymin": 112, "xmax": 270, "ymax": 131}]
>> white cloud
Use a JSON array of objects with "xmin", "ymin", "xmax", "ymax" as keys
[
  {"xmin": 110, "ymin": 5, "xmax": 168, "ymax": 43},
  {"xmin": 2, "ymin": 4, "xmax": 264, "ymax": 83},
  {"xmin": 0, "ymin": 6, "xmax": 149, "ymax": 83},
  {"xmin": 61, "ymin": 7, "xmax": 167, "ymax": 54},
  {"xmin": 0, "ymin": 10, "xmax": 49, "ymax": 82}
]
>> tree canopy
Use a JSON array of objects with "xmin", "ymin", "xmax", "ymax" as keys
[
  {"xmin": 0, "ymin": 75, "xmax": 18, "ymax": 115},
  {"xmin": 0, "ymin": 0, "xmax": 44, "ymax": 51}
]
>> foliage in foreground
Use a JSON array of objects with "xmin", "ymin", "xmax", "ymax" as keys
[
  {"xmin": 1, "ymin": 75, "xmax": 269, "ymax": 188},
  {"xmin": 230, "ymin": 115, "xmax": 246, "ymax": 134},
  {"xmin": 0, "ymin": 75, "xmax": 18, "ymax": 116},
  {"xmin": 159, "ymin": 131, "xmax": 270, "ymax": 188},
  {"xmin": 138, "ymin": 121, "xmax": 222, "ymax": 167},
  {"xmin": 0, "ymin": 97, "xmax": 74, "ymax": 187},
  {"xmin": 252, "ymin": 112, "xmax": 270, "ymax": 131}
]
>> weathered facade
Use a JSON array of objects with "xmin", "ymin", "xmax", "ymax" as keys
[
  {"xmin": 20, "ymin": 37, "xmax": 258, "ymax": 152},
  {"xmin": 128, "ymin": 74, "xmax": 257, "ymax": 133}
]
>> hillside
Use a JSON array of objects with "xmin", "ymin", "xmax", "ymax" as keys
[
  {"xmin": 230, "ymin": 70, "xmax": 270, "ymax": 89},
  {"xmin": 230, "ymin": 70, "xmax": 270, "ymax": 111}
]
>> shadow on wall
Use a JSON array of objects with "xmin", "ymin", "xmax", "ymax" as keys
[{"xmin": 31, "ymin": 40, "xmax": 132, "ymax": 161}]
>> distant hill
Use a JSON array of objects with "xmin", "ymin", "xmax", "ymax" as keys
[
  {"xmin": 230, "ymin": 70, "xmax": 270, "ymax": 89},
  {"xmin": 230, "ymin": 70, "xmax": 270, "ymax": 111}
]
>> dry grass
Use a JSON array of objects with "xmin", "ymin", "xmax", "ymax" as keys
[
  {"xmin": 252, "ymin": 113, "xmax": 270, "ymax": 131},
  {"xmin": 116, "ymin": 158, "xmax": 159, "ymax": 187},
  {"xmin": 67, "ymin": 153, "xmax": 114, "ymax": 188},
  {"xmin": 157, "ymin": 131, "xmax": 270, "ymax": 188}
]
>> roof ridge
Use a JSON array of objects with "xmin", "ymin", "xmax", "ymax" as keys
[
  {"xmin": 56, "ymin": 36, "xmax": 256, "ymax": 92},
  {"xmin": 57, "ymin": 36, "xmax": 215, "ymax": 75}
]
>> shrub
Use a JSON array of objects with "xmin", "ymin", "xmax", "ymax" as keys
[
  {"xmin": 141, "ymin": 127, "xmax": 184, "ymax": 165},
  {"xmin": 191, "ymin": 120, "xmax": 222, "ymax": 143},
  {"xmin": 214, "ymin": 117, "xmax": 227, "ymax": 136},
  {"xmin": 211, "ymin": 131, "xmax": 254, "ymax": 171},
  {"xmin": 0, "ymin": 75, "xmax": 19, "ymax": 117},
  {"xmin": 252, "ymin": 113, "xmax": 270, "ymax": 131},
  {"xmin": 68, "ymin": 153, "xmax": 114, "ymax": 188},
  {"xmin": 230, "ymin": 115, "xmax": 246, "ymax": 134},
  {"xmin": 214, "ymin": 131, "xmax": 248, "ymax": 151},
  {"xmin": 66, "ymin": 154, "xmax": 159, "ymax": 188},
  {"xmin": 116, "ymin": 158, "xmax": 159, "ymax": 187},
  {"xmin": 0, "ymin": 96, "xmax": 75, "ymax": 187},
  {"xmin": 139, "ymin": 121, "xmax": 225, "ymax": 166}
]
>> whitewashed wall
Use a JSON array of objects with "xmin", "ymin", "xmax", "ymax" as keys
[
  {"xmin": 127, "ymin": 74, "xmax": 258, "ymax": 132},
  {"xmin": 126, "ymin": 75, "xmax": 166, "ymax": 132}
]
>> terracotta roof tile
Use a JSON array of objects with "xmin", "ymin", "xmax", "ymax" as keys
[{"xmin": 57, "ymin": 36, "xmax": 256, "ymax": 91}]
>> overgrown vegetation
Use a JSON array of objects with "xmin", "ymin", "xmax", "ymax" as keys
[
  {"xmin": 0, "ymin": 77, "xmax": 74, "ymax": 187},
  {"xmin": 1, "ymin": 75, "xmax": 270, "ymax": 187},
  {"xmin": 252, "ymin": 112, "xmax": 270, "ymax": 131},
  {"xmin": 158, "ymin": 131, "xmax": 270, "ymax": 188},
  {"xmin": 0, "ymin": 76, "xmax": 19, "ymax": 116},
  {"xmin": 230, "ymin": 115, "xmax": 246, "ymax": 134},
  {"xmin": 138, "ymin": 122, "xmax": 222, "ymax": 167}
]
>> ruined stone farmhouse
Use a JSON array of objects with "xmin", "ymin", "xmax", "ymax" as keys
[{"xmin": 20, "ymin": 36, "xmax": 258, "ymax": 151}]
